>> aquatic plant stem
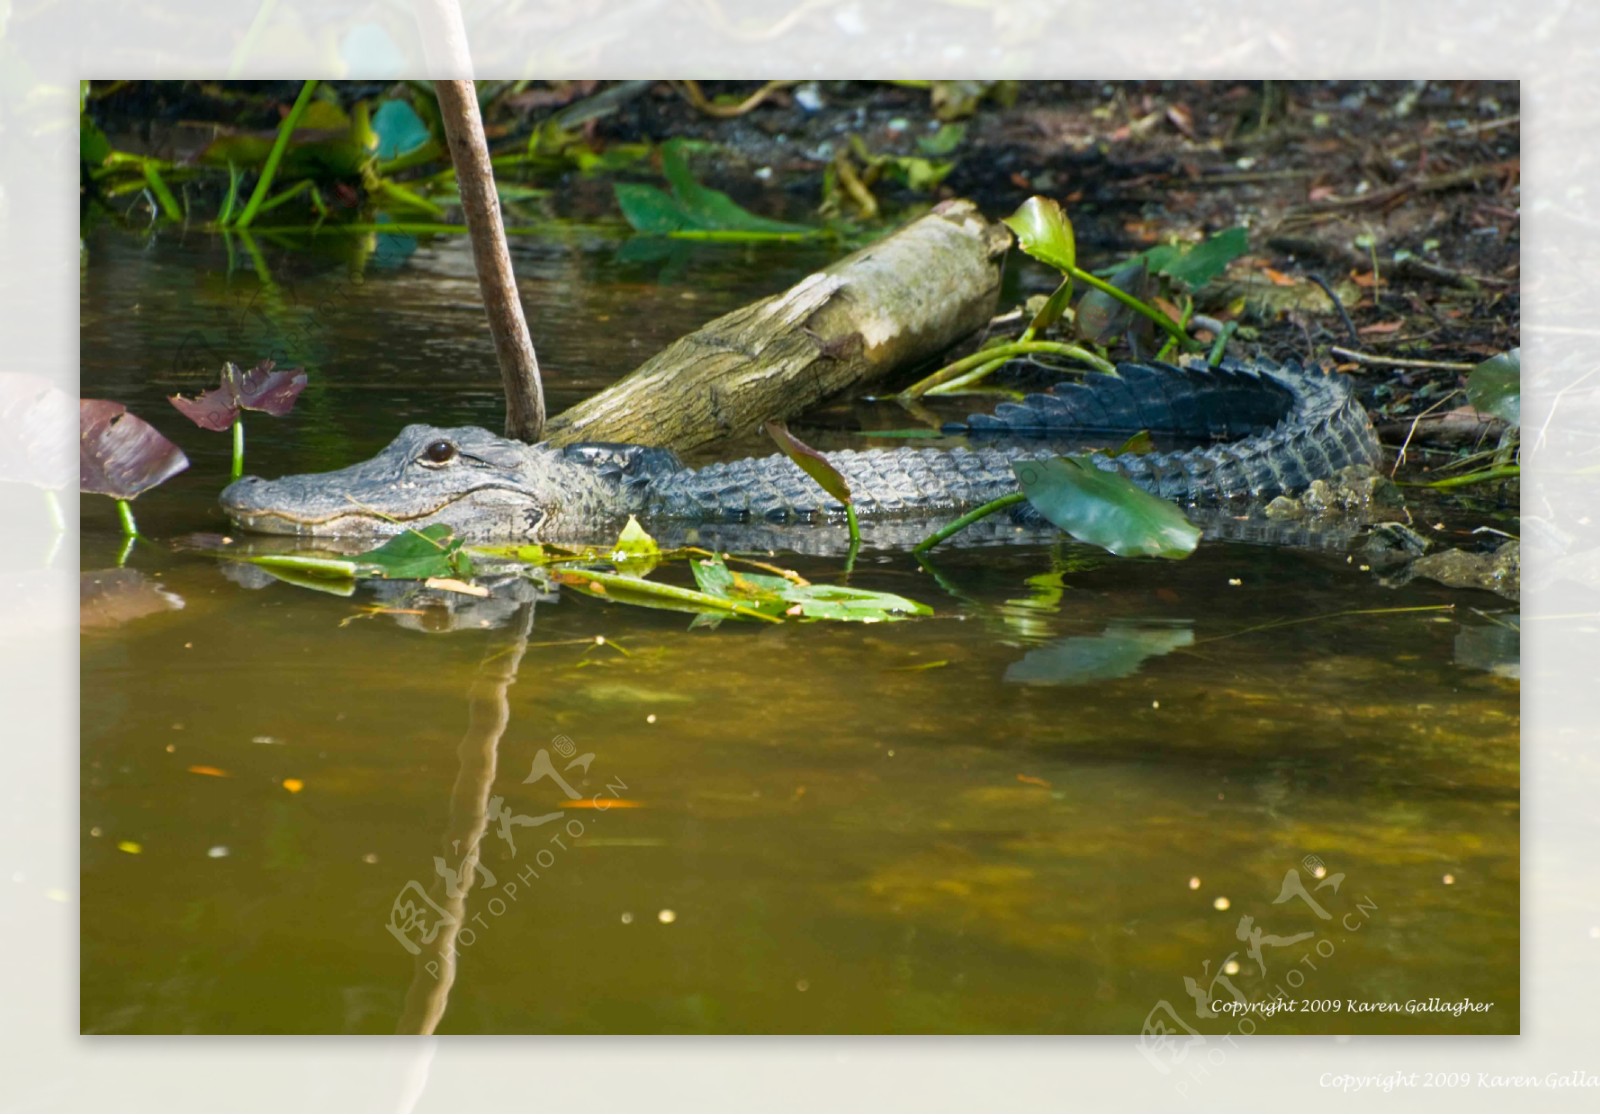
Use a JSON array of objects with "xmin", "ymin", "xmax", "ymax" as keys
[
  {"xmin": 913, "ymin": 492, "xmax": 1027, "ymax": 552},
  {"xmin": 116, "ymin": 499, "xmax": 138, "ymax": 537},
  {"xmin": 236, "ymin": 80, "xmax": 318, "ymax": 229},
  {"xmin": 901, "ymin": 340, "xmax": 1115, "ymax": 400},
  {"xmin": 232, "ymin": 418, "xmax": 245, "ymax": 480},
  {"xmin": 1405, "ymin": 464, "xmax": 1521, "ymax": 490},
  {"xmin": 1069, "ymin": 265, "xmax": 1190, "ymax": 347}
]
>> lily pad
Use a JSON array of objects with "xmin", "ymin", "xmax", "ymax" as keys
[
  {"xmin": 1002, "ymin": 195, "xmax": 1076, "ymax": 275},
  {"xmin": 1466, "ymin": 348, "xmax": 1520, "ymax": 426},
  {"xmin": 1013, "ymin": 457, "xmax": 1200, "ymax": 559},
  {"xmin": 170, "ymin": 361, "xmax": 308, "ymax": 431},
  {"xmin": 79, "ymin": 399, "xmax": 189, "ymax": 500}
]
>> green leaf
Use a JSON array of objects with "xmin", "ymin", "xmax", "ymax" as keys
[
  {"xmin": 1151, "ymin": 227, "xmax": 1248, "ymax": 289},
  {"xmin": 764, "ymin": 421, "xmax": 853, "ymax": 506},
  {"xmin": 1012, "ymin": 457, "xmax": 1201, "ymax": 559},
  {"xmin": 558, "ymin": 567, "xmax": 781, "ymax": 623},
  {"xmin": 610, "ymin": 515, "xmax": 661, "ymax": 577},
  {"xmin": 1466, "ymin": 348, "xmax": 1520, "ymax": 426},
  {"xmin": 613, "ymin": 139, "xmax": 813, "ymax": 237},
  {"xmin": 80, "ymin": 115, "xmax": 113, "ymax": 168},
  {"xmin": 371, "ymin": 98, "xmax": 431, "ymax": 160},
  {"xmin": 354, "ymin": 524, "xmax": 474, "ymax": 579},
  {"xmin": 1113, "ymin": 430, "xmax": 1155, "ymax": 456},
  {"xmin": 778, "ymin": 582, "xmax": 933, "ymax": 622},
  {"xmin": 916, "ymin": 122, "xmax": 967, "ymax": 156},
  {"xmin": 614, "ymin": 182, "xmax": 689, "ymax": 234},
  {"xmin": 691, "ymin": 557, "xmax": 930, "ymax": 622},
  {"xmin": 1002, "ymin": 195, "xmax": 1076, "ymax": 276}
]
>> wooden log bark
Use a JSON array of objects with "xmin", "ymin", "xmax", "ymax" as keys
[{"xmin": 544, "ymin": 199, "xmax": 1012, "ymax": 453}]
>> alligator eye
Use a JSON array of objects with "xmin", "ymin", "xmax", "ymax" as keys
[{"xmin": 422, "ymin": 439, "xmax": 458, "ymax": 465}]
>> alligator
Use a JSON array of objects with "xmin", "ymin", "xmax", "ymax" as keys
[{"xmin": 220, "ymin": 357, "xmax": 1381, "ymax": 551}]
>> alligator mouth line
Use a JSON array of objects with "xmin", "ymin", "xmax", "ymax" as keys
[{"xmin": 224, "ymin": 483, "xmax": 528, "ymax": 533}]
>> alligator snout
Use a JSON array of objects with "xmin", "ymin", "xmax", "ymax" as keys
[{"xmin": 219, "ymin": 474, "xmax": 268, "ymax": 515}]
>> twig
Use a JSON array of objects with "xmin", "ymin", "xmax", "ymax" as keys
[
  {"xmin": 436, "ymin": 79, "xmax": 546, "ymax": 442},
  {"xmin": 1307, "ymin": 273, "xmax": 1360, "ymax": 346},
  {"xmin": 1392, "ymin": 388, "xmax": 1463, "ymax": 476},
  {"xmin": 1331, "ymin": 347, "xmax": 1476, "ymax": 372}
]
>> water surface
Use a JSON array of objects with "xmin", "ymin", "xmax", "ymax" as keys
[{"xmin": 79, "ymin": 223, "xmax": 1518, "ymax": 1035}]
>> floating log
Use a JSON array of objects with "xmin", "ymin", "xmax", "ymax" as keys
[{"xmin": 543, "ymin": 199, "xmax": 1011, "ymax": 453}]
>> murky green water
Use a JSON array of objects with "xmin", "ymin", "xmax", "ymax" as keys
[{"xmin": 80, "ymin": 223, "xmax": 1518, "ymax": 1035}]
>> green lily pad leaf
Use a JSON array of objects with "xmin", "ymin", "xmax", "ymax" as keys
[
  {"xmin": 1466, "ymin": 348, "xmax": 1520, "ymax": 427},
  {"xmin": 1076, "ymin": 260, "xmax": 1148, "ymax": 344},
  {"xmin": 372, "ymin": 98, "xmax": 431, "ymax": 159},
  {"xmin": 354, "ymin": 523, "xmax": 474, "ymax": 580},
  {"xmin": 79, "ymin": 399, "xmax": 190, "ymax": 500},
  {"xmin": 1005, "ymin": 621, "xmax": 1194, "ymax": 686},
  {"xmin": 616, "ymin": 139, "xmax": 813, "ymax": 238},
  {"xmin": 764, "ymin": 421, "xmax": 852, "ymax": 506},
  {"xmin": 1002, "ymin": 195, "xmax": 1076, "ymax": 276},
  {"xmin": 1013, "ymin": 457, "xmax": 1201, "ymax": 559},
  {"xmin": 610, "ymin": 515, "xmax": 661, "ymax": 577},
  {"xmin": 1150, "ymin": 227, "xmax": 1248, "ymax": 289}
]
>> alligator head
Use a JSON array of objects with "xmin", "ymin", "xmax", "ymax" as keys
[{"xmin": 219, "ymin": 424, "xmax": 655, "ymax": 541}]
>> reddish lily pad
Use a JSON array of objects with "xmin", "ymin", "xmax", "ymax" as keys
[
  {"xmin": 80, "ymin": 399, "xmax": 189, "ymax": 499},
  {"xmin": 170, "ymin": 361, "xmax": 307, "ymax": 431}
]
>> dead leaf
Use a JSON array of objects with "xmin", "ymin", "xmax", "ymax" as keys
[
  {"xmin": 1358, "ymin": 320, "xmax": 1406, "ymax": 336},
  {"xmin": 1261, "ymin": 267, "xmax": 1297, "ymax": 287}
]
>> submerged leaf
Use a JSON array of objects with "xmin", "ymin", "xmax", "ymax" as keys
[
  {"xmin": 1013, "ymin": 457, "xmax": 1200, "ymax": 559},
  {"xmin": 764, "ymin": 421, "xmax": 853, "ymax": 506},
  {"xmin": 1466, "ymin": 348, "xmax": 1520, "ymax": 427},
  {"xmin": 80, "ymin": 399, "xmax": 190, "ymax": 500},
  {"xmin": 1002, "ymin": 195, "xmax": 1077, "ymax": 276}
]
